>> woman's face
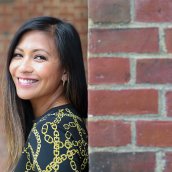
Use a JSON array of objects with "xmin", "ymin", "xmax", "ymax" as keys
[{"xmin": 9, "ymin": 30, "xmax": 64, "ymax": 102}]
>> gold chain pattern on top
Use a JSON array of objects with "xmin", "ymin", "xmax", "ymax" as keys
[{"xmin": 20, "ymin": 107, "xmax": 88, "ymax": 172}]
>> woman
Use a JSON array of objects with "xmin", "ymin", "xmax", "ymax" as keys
[{"xmin": 2, "ymin": 16, "xmax": 88, "ymax": 172}]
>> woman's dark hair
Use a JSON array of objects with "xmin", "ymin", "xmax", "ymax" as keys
[{"xmin": 3, "ymin": 16, "xmax": 87, "ymax": 171}]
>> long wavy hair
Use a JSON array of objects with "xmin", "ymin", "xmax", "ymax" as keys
[{"xmin": 2, "ymin": 16, "xmax": 87, "ymax": 171}]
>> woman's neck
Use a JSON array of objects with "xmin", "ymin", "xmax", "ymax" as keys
[{"xmin": 31, "ymin": 93, "xmax": 69, "ymax": 118}]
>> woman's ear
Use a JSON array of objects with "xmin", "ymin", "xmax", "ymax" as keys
[{"xmin": 61, "ymin": 70, "xmax": 68, "ymax": 86}]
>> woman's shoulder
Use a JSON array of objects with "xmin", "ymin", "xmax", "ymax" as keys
[
  {"xmin": 36, "ymin": 104, "xmax": 84, "ymax": 126},
  {"xmin": 30, "ymin": 104, "xmax": 87, "ymax": 138},
  {"xmin": 21, "ymin": 104, "xmax": 88, "ymax": 172},
  {"xmin": 27, "ymin": 104, "xmax": 88, "ymax": 148}
]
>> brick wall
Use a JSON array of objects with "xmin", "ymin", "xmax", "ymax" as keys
[
  {"xmin": 88, "ymin": 0, "xmax": 172, "ymax": 172},
  {"xmin": 0, "ymin": 0, "xmax": 87, "ymax": 170}
]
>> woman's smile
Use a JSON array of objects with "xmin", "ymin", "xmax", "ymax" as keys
[{"xmin": 18, "ymin": 77, "xmax": 39, "ymax": 86}]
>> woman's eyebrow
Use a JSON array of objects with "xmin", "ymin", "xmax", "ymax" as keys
[
  {"xmin": 15, "ymin": 47, "xmax": 51, "ymax": 56},
  {"xmin": 33, "ymin": 49, "xmax": 51, "ymax": 55}
]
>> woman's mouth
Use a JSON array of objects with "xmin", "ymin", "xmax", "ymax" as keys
[{"xmin": 18, "ymin": 78, "xmax": 38, "ymax": 85}]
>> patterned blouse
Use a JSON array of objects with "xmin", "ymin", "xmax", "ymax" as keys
[{"xmin": 14, "ymin": 104, "xmax": 88, "ymax": 172}]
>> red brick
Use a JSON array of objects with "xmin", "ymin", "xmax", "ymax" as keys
[
  {"xmin": 90, "ymin": 152, "xmax": 155, "ymax": 172},
  {"xmin": 89, "ymin": 89, "xmax": 158, "ymax": 115},
  {"xmin": 137, "ymin": 121, "xmax": 172, "ymax": 147},
  {"xmin": 164, "ymin": 153, "xmax": 172, "ymax": 172},
  {"xmin": 88, "ymin": 0, "xmax": 130, "ymax": 23},
  {"xmin": 89, "ymin": 120, "xmax": 131, "ymax": 147},
  {"xmin": 89, "ymin": 28, "xmax": 159, "ymax": 53},
  {"xmin": 135, "ymin": 0, "xmax": 172, "ymax": 22},
  {"xmin": 88, "ymin": 57, "xmax": 130, "ymax": 84},
  {"xmin": 165, "ymin": 29, "xmax": 172, "ymax": 53},
  {"xmin": 137, "ymin": 59, "xmax": 172, "ymax": 84},
  {"xmin": 166, "ymin": 92, "xmax": 172, "ymax": 117}
]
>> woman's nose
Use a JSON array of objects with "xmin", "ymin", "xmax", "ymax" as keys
[{"xmin": 18, "ymin": 57, "xmax": 33, "ymax": 73}]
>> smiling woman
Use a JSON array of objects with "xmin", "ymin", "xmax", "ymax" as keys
[
  {"xmin": 2, "ymin": 16, "xmax": 88, "ymax": 172},
  {"xmin": 10, "ymin": 31, "xmax": 65, "ymax": 117}
]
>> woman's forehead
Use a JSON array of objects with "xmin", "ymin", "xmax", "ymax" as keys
[{"xmin": 16, "ymin": 30, "xmax": 57, "ymax": 54}]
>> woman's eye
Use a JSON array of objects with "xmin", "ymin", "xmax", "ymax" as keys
[
  {"xmin": 35, "ymin": 55, "xmax": 47, "ymax": 61},
  {"xmin": 13, "ymin": 53, "xmax": 23, "ymax": 58}
]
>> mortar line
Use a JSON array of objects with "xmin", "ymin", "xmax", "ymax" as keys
[
  {"xmin": 89, "ymin": 146, "xmax": 172, "ymax": 153},
  {"xmin": 130, "ymin": 0, "xmax": 135, "ymax": 23},
  {"xmin": 88, "ymin": 53, "xmax": 172, "ymax": 59},
  {"xmin": 159, "ymin": 89, "xmax": 167, "ymax": 118},
  {"xmin": 155, "ymin": 151, "xmax": 166, "ymax": 172},
  {"xmin": 89, "ymin": 22, "xmax": 172, "ymax": 29},
  {"xmin": 88, "ymin": 84, "xmax": 172, "ymax": 90},
  {"xmin": 129, "ymin": 58, "xmax": 136, "ymax": 85},
  {"xmin": 131, "ymin": 121, "xmax": 136, "ymax": 146},
  {"xmin": 159, "ymin": 27, "xmax": 167, "ymax": 53},
  {"xmin": 88, "ymin": 115, "xmax": 172, "ymax": 122}
]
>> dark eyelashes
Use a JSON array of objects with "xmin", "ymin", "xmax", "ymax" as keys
[
  {"xmin": 35, "ymin": 55, "xmax": 47, "ymax": 60},
  {"xmin": 12, "ymin": 53, "xmax": 47, "ymax": 61},
  {"xmin": 13, "ymin": 53, "xmax": 22, "ymax": 57}
]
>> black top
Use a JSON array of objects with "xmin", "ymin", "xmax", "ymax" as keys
[{"xmin": 14, "ymin": 104, "xmax": 88, "ymax": 172}]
